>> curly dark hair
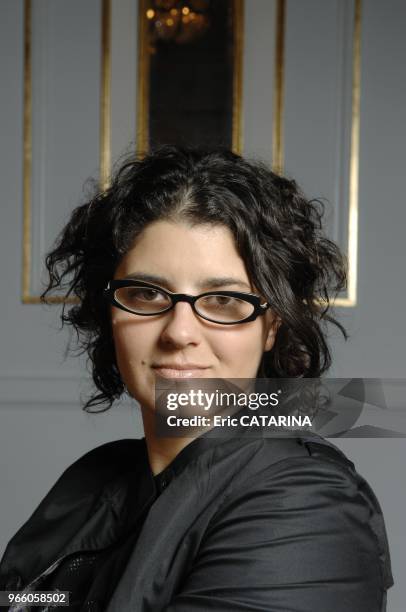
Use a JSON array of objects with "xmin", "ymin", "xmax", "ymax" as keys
[{"xmin": 41, "ymin": 145, "xmax": 348, "ymax": 411}]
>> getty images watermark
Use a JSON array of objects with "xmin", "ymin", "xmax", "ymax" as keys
[
  {"xmin": 164, "ymin": 387, "xmax": 311, "ymax": 429},
  {"xmin": 153, "ymin": 378, "xmax": 406, "ymax": 438}
]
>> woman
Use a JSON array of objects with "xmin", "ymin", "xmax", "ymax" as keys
[{"xmin": 0, "ymin": 146, "xmax": 393, "ymax": 611}]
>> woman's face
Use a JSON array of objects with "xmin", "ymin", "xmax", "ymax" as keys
[{"xmin": 111, "ymin": 220, "xmax": 278, "ymax": 411}]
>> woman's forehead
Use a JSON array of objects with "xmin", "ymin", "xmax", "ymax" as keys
[
  {"xmin": 115, "ymin": 220, "xmax": 253, "ymax": 290},
  {"xmin": 117, "ymin": 221, "xmax": 244, "ymax": 266}
]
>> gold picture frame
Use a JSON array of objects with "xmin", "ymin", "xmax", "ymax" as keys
[
  {"xmin": 272, "ymin": 0, "xmax": 361, "ymax": 307},
  {"xmin": 22, "ymin": 0, "xmax": 111, "ymax": 303}
]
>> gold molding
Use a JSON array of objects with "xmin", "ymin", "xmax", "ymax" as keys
[
  {"xmin": 22, "ymin": 0, "xmax": 32, "ymax": 303},
  {"xmin": 100, "ymin": 0, "xmax": 112, "ymax": 191},
  {"xmin": 272, "ymin": 0, "xmax": 285, "ymax": 174},
  {"xmin": 136, "ymin": 0, "xmax": 244, "ymax": 155},
  {"xmin": 136, "ymin": 0, "xmax": 150, "ymax": 154},
  {"xmin": 272, "ymin": 0, "xmax": 361, "ymax": 308},
  {"xmin": 333, "ymin": 0, "xmax": 361, "ymax": 308},
  {"xmin": 22, "ymin": 0, "xmax": 112, "ymax": 303},
  {"xmin": 231, "ymin": 0, "xmax": 244, "ymax": 154}
]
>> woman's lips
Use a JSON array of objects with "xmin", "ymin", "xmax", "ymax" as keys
[{"xmin": 152, "ymin": 366, "xmax": 210, "ymax": 379}]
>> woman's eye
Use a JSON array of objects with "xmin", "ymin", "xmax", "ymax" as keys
[
  {"xmin": 134, "ymin": 289, "xmax": 160, "ymax": 301},
  {"xmin": 204, "ymin": 295, "xmax": 234, "ymax": 307},
  {"xmin": 214, "ymin": 296, "xmax": 232, "ymax": 306},
  {"xmin": 123, "ymin": 288, "xmax": 164, "ymax": 303}
]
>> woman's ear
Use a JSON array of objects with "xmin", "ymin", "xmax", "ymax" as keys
[{"xmin": 264, "ymin": 316, "xmax": 281, "ymax": 352}]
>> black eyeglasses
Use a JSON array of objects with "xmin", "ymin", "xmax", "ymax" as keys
[{"xmin": 104, "ymin": 279, "xmax": 270, "ymax": 325}]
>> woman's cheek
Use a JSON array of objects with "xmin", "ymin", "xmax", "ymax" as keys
[{"xmin": 216, "ymin": 329, "xmax": 264, "ymax": 376}]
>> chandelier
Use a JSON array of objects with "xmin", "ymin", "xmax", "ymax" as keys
[{"xmin": 146, "ymin": 0, "xmax": 211, "ymax": 44}]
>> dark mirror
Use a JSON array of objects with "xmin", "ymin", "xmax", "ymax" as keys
[{"xmin": 138, "ymin": 0, "xmax": 243, "ymax": 152}]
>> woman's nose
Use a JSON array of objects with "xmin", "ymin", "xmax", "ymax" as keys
[{"xmin": 159, "ymin": 301, "xmax": 203, "ymax": 347}]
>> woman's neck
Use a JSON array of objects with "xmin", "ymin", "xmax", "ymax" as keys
[{"xmin": 141, "ymin": 406, "xmax": 196, "ymax": 475}]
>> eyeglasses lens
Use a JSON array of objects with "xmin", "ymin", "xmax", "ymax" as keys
[
  {"xmin": 195, "ymin": 295, "xmax": 254, "ymax": 323},
  {"xmin": 114, "ymin": 286, "xmax": 171, "ymax": 314}
]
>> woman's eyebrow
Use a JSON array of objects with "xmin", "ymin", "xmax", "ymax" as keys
[
  {"xmin": 197, "ymin": 277, "xmax": 252, "ymax": 291},
  {"xmin": 122, "ymin": 273, "xmax": 251, "ymax": 291},
  {"xmin": 123, "ymin": 273, "xmax": 170, "ymax": 286}
]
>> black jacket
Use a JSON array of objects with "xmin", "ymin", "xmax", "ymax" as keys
[{"xmin": 0, "ymin": 429, "xmax": 394, "ymax": 611}]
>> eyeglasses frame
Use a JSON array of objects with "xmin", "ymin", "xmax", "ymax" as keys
[{"xmin": 104, "ymin": 279, "xmax": 270, "ymax": 325}]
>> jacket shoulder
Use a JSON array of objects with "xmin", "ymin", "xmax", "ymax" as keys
[
  {"xmin": 233, "ymin": 433, "xmax": 356, "ymax": 479},
  {"xmin": 171, "ymin": 435, "xmax": 394, "ymax": 612},
  {"xmin": 37, "ymin": 437, "xmax": 145, "ymax": 500},
  {"xmin": 0, "ymin": 438, "xmax": 145, "ymax": 587},
  {"xmin": 214, "ymin": 434, "xmax": 394, "ymax": 593},
  {"xmin": 63, "ymin": 437, "xmax": 144, "ymax": 478}
]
